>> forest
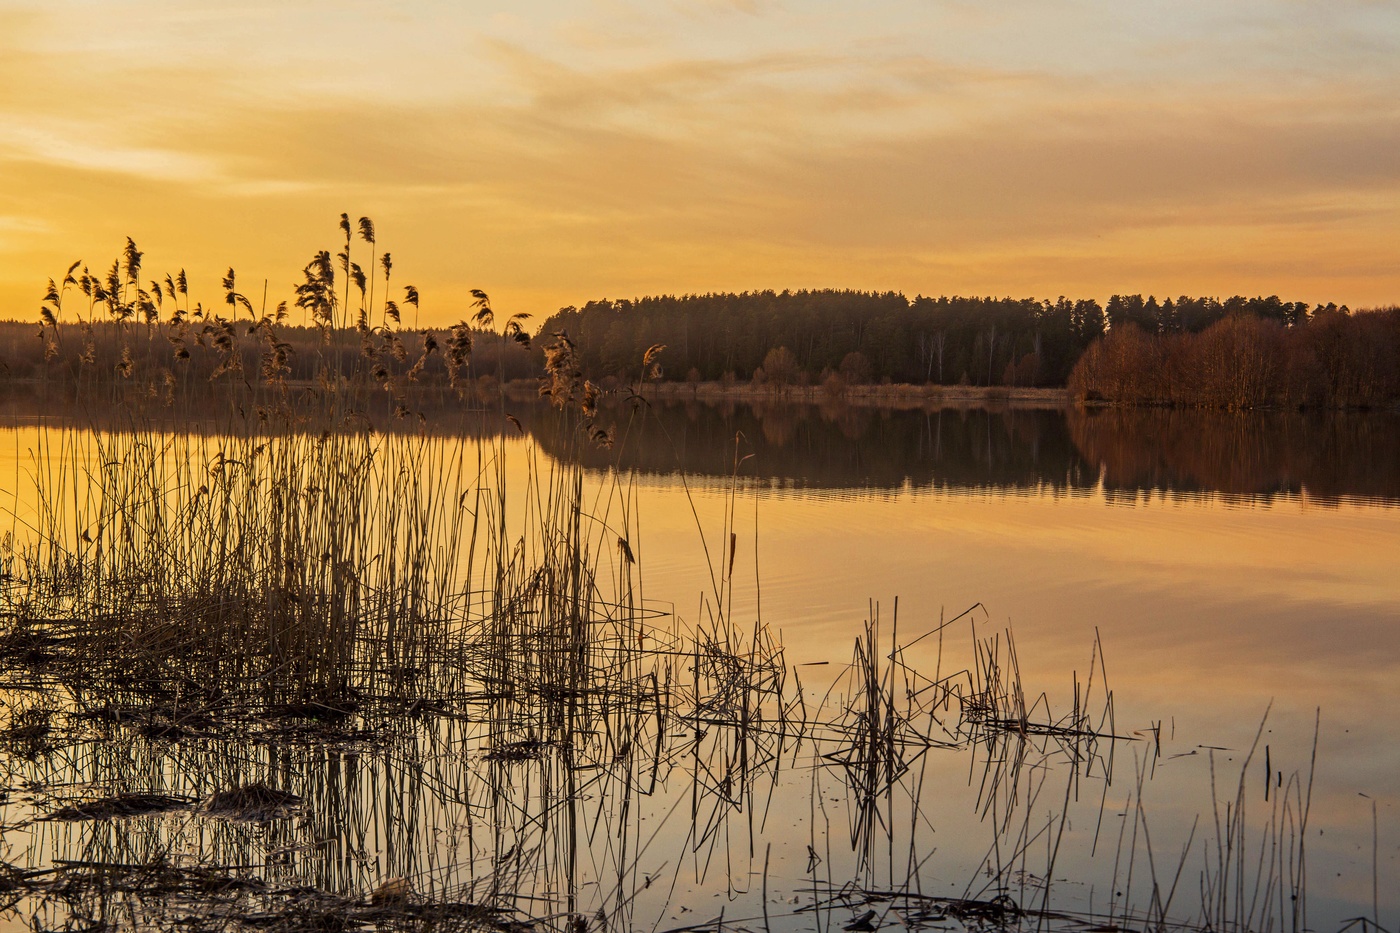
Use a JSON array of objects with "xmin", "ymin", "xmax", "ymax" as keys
[
  {"xmin": 1067, "ymin": 305, "xmax": 1400, "ymax": 409},
  {"xmin": 532, "ymin": 290, "xmax": 1329, "ymax": 389},
  {"xmin": 3, "ymin": 270, "xmax": 1397, "ymax": 410}
]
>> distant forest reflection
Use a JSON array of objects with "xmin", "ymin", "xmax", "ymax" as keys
[
  {"xmin": 537, "ymin": 399, "xmax": 1400, "ymax": 503},
  {"xmin": 2, "ymin": 388, "xmax": 1395, "ymax": 503}
]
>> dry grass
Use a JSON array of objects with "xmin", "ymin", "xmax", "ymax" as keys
[{"xmin": 0, "ymin": 220, "xmax": 1356, "ymax": 933}]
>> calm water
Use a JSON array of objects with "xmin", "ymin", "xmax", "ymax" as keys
[
  {"xmin": 552, "ymin": 399, "xmax": 1400, "ymax": 922},
  {"xmin": 0, "ymin": 398, "xmax": 1397, "ymax": 928}
]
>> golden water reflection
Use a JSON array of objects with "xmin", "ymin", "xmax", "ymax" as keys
[
  {"xmin": 563, "ymin": 402, "xmax": 1400, "ymax": 922},
  {"xmin": 0, "ymin": 403, "xmax": 1397, "ymax": 925}
]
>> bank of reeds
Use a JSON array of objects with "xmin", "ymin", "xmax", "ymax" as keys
[
  {"xmin": 0, "ymin": 222, "xmax": 818, "ymax": 930},
  {"xmin": 5, "ymin": 220, "xmax": 600, "ymax": 712},
  {"xmin": 0, "ymin": 223, "xmax": 1365, "ymax": 932}
]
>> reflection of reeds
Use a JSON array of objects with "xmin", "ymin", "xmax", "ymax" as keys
[
  {"xmin": 1195, "ymin": 707, "xmax": 1317, "ymax": 933},
  {"xmin": 0, "ymin": 223, "xmax": 1355, "ymax": 932},
  {"xmin": 0, "ymin": 227, "xmax": 822, "ymax": 929}
]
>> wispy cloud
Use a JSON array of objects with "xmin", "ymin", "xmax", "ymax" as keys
[
  {"xmin": 0, "ymin": 0, "xmax": 1396, "ymax": 320},
  {"xmin": 0, "ymin": 121, "xmax": 218, "ymax": 183}
]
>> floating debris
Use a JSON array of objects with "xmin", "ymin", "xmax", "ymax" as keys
[
  {"xmin": 43, "ymin": 793, "xmax": 194, "ymax": 822},
  {"xmin": 203, "ymin": 783, "xmax": 302, "ymax": 822}
]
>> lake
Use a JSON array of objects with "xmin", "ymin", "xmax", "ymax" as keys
[{"xmin": 0, "ymin": 395, "xmax": 1396, "ymax": 931}]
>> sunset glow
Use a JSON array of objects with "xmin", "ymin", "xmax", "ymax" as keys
[{"xmin": 2, "ymin": 1, "xmax": 1397, "ymax": 324}]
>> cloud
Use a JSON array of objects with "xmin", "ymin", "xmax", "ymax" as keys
[
  {"xmin": 0, "ymin": 1, "xmax": 1397, "ymax": 321},
  {"xmin": 672, "ymin": 0, "xmax": 773, "ymax": 17},
  {"xmin": 0, "ymin": 121, "xmax": 218, "ymax": 183}
]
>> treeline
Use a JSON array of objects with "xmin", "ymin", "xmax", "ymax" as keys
[
  {"xmin": 6, "ymin": 243, "xmax": 1393, "ymax": 414},
  {"xmin": 538, "ymin": 291, "xmax": 1101, "ymax": 387},
  {"xmin": 1068, "ymin": 307, "xmax": 1400, "ymax": 409},
  {"xmin": 534, "ymin": 291, "xmax": 1329, "ymax": 389}
]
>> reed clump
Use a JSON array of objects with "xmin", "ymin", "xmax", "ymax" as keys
[
  {"xmin": 0, "ymin": 218, "xmax": 824, "ymax": 930},
  {"xmin": 4, "ymin": 217, "xmax": 575, "ymax": 720}
]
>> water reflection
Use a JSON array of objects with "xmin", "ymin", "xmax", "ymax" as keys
[
  {"xmin": 529, "ymin": 399, "xmax": 1400, "ymax": 504},
  {"xmin": 5, "ymin": 387, "xmax": 1396, "ymax": 504},
  {"xmin": 0, "ymin": 399, "xmax": 1394, "ymax": 927}
]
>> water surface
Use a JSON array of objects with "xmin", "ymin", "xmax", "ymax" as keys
[
  {"xmin": 0, "ymin": 399, "xmax": 1396, "ymax": 928},
  {"xmin": 560, "ymin": 399, "xmax": 1400, "ymax": 922}
]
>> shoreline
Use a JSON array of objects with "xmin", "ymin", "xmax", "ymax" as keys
[{"xmin": 626, "ymin": 381, "xmax": 1070, "ymax": 410}]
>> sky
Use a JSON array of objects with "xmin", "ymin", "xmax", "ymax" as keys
[{"xmin": 1, "ymin": 0, "xmax": 1398, "ymax": 327}]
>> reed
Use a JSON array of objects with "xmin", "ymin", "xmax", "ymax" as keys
[
  {"xmin": 0, "ymin": 220, "xmax": 1364, "ymax": 933},
  {"xmin": 7, "ymin": 221, "xmax": 590, "ymax": 714}
]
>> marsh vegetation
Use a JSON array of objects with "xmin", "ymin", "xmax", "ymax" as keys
[
  {"xmin": 0, "ymin": 223, "xmax": 1389, "ymax": 932},
  {"xmin": 6, "ymin": 261, "xmax": 1397, "ymax": 412}
]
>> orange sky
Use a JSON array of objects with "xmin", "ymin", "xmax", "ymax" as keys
[{"xmin": 1, "ymin": 1, "xmax": 1398, "ymax": 327}]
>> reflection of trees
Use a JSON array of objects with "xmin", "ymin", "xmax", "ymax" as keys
[
  {"xmin": 1067, "ymin": 408, "xmax": 1400, "ymax": 502},
  {"xmin": 530, "ymin": 399, "xmax": 1096, "ymax": 493},
  {"xmin": 522, "ymin": 399, "xmax": 1400, "ymax": 503},
  {"xmin": 821, "ymin": 402, "xmax": 871, "ymax": 442},
  {"xmin": 9, "ymin": 392, "xmax": 1394, "ymax": 503},
  {"xmin": 750, "ymin": 399, "xmax": 797, "ymax": 448}
]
